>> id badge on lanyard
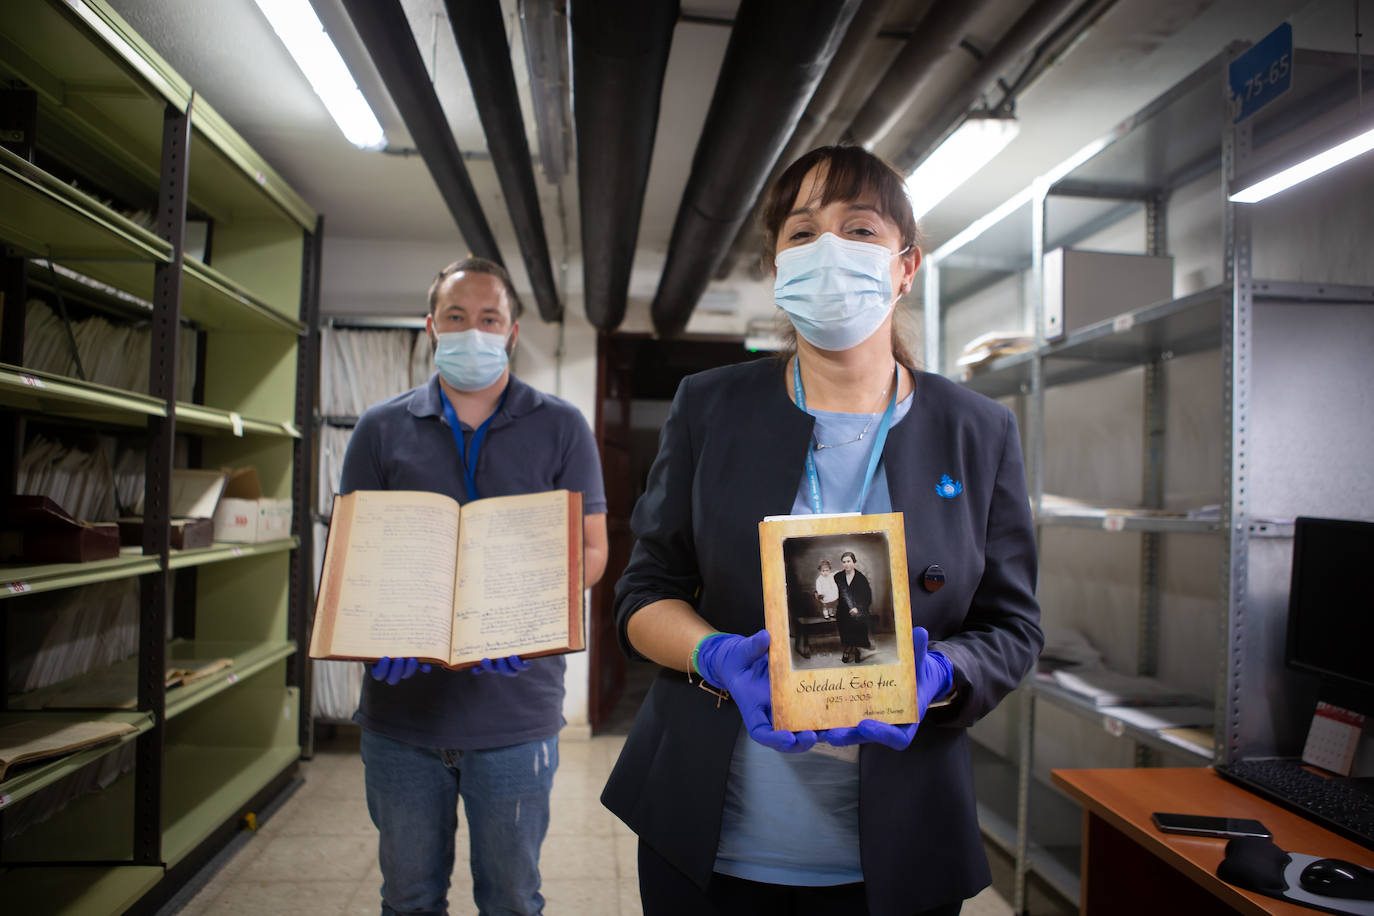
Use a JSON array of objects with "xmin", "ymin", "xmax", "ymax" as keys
[
  {"xmin": 439, "ymin": 386, "xmax": 508, "ymax": 501},
  {"xmin": 793, "ymin": 358, "xmax": 896, "ymax": 515}
]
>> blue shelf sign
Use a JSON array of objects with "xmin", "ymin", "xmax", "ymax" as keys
[{"xmin": 1229, "ymin": 23, "xmax": 1293, "ymax": 124}]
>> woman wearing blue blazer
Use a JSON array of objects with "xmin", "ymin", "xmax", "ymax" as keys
[{"xmin": 601, "ymin": 146, "xmax": 1042, "ymax": 916}]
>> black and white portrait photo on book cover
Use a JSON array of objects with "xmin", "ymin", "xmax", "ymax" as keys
[{"xmin": 780, "ymin": 531, "xmax": 897, "ymax": 671}]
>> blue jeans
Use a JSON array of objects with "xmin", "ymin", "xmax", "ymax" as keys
[{"xmin": 360, "ymin": 728, "xmax": 558, "ymax": 916}]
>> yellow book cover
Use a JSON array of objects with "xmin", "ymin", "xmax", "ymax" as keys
[{"xmin": 759, "ymin": 511, "xmax": 917, "ymax": 731}]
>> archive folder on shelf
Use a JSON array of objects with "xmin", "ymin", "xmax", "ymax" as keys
[{"xmin": 0, "ymin": 719, "xmax": 137, "ymax": 781}]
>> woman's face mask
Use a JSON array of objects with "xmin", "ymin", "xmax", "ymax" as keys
[
  {"xmin": 773, "ymin": 232, "xmax": 906, "ymax": 351},
  {"xmin": 432, "ymin": 328, "xmax": 511, "ymax": 391}
]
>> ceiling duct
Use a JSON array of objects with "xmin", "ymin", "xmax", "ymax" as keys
[
  {"xmin": 894, "ymin": 0, "xmax": 1092, "ymax": 173},
  {"xmin": 571, "ymin": 0, "xmax": 678, "ymax": 332},
  {"xmin": 445, "ymin": 0, "xmax": 562, "ymax": 322},
  {"xmin": 713, "ymin": 0, "xmax": 895, "ymax": 280},
  {"xmin": 650, "ymin": 0, "xmax": 863, "ymax": 337},
  {"xmin": 844, "ymin": 0, "xmax": 999, "ymax": 151},
  {"xmin": 339, "ymin": 0, "xmax": 502, "ymax": 266}
]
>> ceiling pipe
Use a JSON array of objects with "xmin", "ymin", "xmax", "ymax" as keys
[
  {"xmin": 339, "ymin": 0, "xmax": 502, "ymax": 266},
  {"xmin": 445, "ymin": 0, "xmax": 562, "ymax": 322},
  {"xmin": 844, "ymin": 0, "xmax": 1000, "ymax": 151},
  {"xmin": 651, "ymin": 0, "xmax": 863, "ymax": 337},
  {"xmin": 571, "ymin": 0, "xmax": 678, "ymax": 332},
  {"xmin": 519, "ymin": 0, "xmax": 572, "ymax": 185},
  {"xmin": 894, "ymin": 0, "xmax": 1087, "ymax": 174},
  {"xmin": 713, "ymin": 0, "xmax": 895, "ymax": 280}
]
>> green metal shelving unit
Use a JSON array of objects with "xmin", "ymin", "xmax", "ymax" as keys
[{"xmin": 0, "ymin": 2, "xmax": 321, "ymax": 911}]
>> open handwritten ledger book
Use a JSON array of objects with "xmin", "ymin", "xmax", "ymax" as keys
[{"xmin": 309, "ymin": 489, "xmax": 584, "ymax": 670}]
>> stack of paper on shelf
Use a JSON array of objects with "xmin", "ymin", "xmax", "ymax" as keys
[
  {"xmin": 1038, "ymin": 625, "xmax": 1105, "ymax": 672},
  {"xmin": 312, "ymin": 660, "xmax": 364, "ymax": 722},
  {"xmin": 320, "ymin": 327, "xmax": 420, "ymax": 416},
  {"xmin": 1100, "ymin": 705, "xmax": 1215, "ymax": 731},
  {"xmin": 410, "ymin": 329, "xmax": 435, "ymax": 387},
  {"xmin": 38, "ymin": 650, "xmax": 232, "ymax": 710},
  {"xmin": 17, "ymin": 434, "xmax": 119, "ymax": 523},
  {"xmin": 0, "ymin": 719, "xmax": 137, "ymax": 781},
  {"xmin": 23, "ymin": 299, "xmax": 197, "ymax": 399},
  {"xmin": 164, "ymin": 654, "xmax": 232, "ymax": 688},
  {"xmin": 956, "ymin": 330, "xmax": 1034, "ymax": 371},
  {"xmin": 317, "ymin": 425, "xmax": 353, "ymax": 518},
  {"xmin": 6, "ymin": 579, "xmax": 144, "ymax": 694},
  {"xmin": 1039, "ymin": 493, "xmax": 1186, "ymax": 517},
  {"xmin": 6, "ymin": 579, "xmax": 143, "ymax": 694},
  {"xmin": 1049, "ymin": 667, "xmax": 1208, "ymax": 707}
]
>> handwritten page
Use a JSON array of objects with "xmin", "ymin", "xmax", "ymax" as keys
[
  {"xmin": 320, "ymin": 491, "xmax": 459, "ymax": 662},
  {"xmin": 449, "ymin": 491, "xmax": 571, "ymax": 664}
]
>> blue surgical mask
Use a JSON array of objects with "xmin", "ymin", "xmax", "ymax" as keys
[
  {"xmin": 774, "ymin": 233, "xmax": 904, "ymax": 351},
  {"xmin": 433, "ymin": 329, "xmax": 511, "ymax": 391}
]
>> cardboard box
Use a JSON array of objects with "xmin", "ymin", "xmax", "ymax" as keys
[
  {"xmin": 1043, "ymin": 248, "xmax": 1174, "ymax": 340},
  {"xmin": 212, "ymin": 467, "xmax": 293, "ymax": 543}
]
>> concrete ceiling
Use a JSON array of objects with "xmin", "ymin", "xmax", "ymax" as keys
[{"xmin": 104, "ymin": 0, "xmax": 1370, "ymax": 326}]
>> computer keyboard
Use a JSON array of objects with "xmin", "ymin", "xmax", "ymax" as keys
[{"xmin": 1216, "ymin": 758, "xmax": 1374, "ymax": 851}]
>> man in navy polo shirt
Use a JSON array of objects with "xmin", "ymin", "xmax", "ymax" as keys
[{"xmin": 339, "ymin": 256, "xmax": 608, "ymax": 916}]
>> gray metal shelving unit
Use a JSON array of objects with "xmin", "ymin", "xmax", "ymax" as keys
[{"xmin": 923, "ymin": 43, "xmax": 1374, "ymax": 913}]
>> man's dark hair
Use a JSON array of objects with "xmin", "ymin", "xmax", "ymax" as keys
[{"xmin": 427, "ymin": 256, "xmax": 524, "ymax": 321}]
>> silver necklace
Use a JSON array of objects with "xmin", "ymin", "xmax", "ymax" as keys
[{"xmin": 812, "ymin": 365, "xmax": 895, "ymax": 451}]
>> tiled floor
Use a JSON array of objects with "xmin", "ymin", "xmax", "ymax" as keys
[{"xmin": 172, "ymin": 726, "xmax": 1014, "ymax": 915}]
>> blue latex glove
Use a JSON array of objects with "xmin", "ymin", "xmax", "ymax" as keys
[
  {"xmin": 370, "ymin": 656, "xmax": 431, "ymax": 685},
  {"xmin": 695, "ymin": 630, "xmax": 817, "ymax": 754},
  {"xmin": 474, "ymin": 655, "xmax": 531, "ymax": 677},
  {"xmin": 819, "ymin": 626, "xmax": 954, "ymax": 751}
]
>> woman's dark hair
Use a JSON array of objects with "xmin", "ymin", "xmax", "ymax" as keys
[
  {"xmin": 761, "ymin": 145, "xmax": 918, "ymax": 256},
  {"xmin": 840, "ymin": 551, "xmax": 857, "ymax": 563},
  {"xmin": 759, "ymin": 145, "xmax": 924, "ymax": 368}
]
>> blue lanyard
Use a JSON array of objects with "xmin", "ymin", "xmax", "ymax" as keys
[
  {"xmin": 439, "ymin": 385, "xmax": 508, "ymax": 502},
  {"xmin": 794, "ymin": 357, "xmax": 897, "ymax": 515}
]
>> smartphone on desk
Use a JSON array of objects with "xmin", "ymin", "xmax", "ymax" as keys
[{"xmin": 1151, "ymin": 812, "xmax": 1272, "ymax": 839}]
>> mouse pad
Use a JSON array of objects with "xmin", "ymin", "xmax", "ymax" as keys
[
  {"xmin": 1218, "ymin": 839, "xmax": 1374, "ymax": 915},
  {"xmin": 1275, "ymin": 854, "xmax": 1374, "ymax": 916}
]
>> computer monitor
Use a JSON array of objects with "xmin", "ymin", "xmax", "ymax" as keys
[{"xmin": 1285, "ymin": 516, "xmax": 1374, "ymax": 700}]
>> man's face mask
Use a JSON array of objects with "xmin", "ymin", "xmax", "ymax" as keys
[{"xmin": 432, "ymin": 328, "xmax": 510, "ymax": 391}]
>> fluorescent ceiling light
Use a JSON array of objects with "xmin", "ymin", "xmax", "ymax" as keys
[
  {"xmin": 252, "ymin": 0, "xmax": 386, "ymax": 150},
  {"xmin": 906, "ymin": 115, "xmax": 1020, "ymax": 222},
  {"xmin": 1229, "ymin": 124, "xmax": 1374, "ymax": 203}
]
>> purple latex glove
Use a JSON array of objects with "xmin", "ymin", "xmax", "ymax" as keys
[
  {"xmin": 474, "ymin": 655, "xmax": 531, "ymax": 677},
  {"xmin": 695, "ymin": 630, "xmax": 817, "ymax": 753},
  {"xmin": 371, "ymin": 656, "xmax": 431, "ymax": 685},
  {"xmin": 819, "ymin": 626, "xmax": 953, "ymax": 751}
]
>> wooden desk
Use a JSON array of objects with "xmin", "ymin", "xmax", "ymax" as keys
[{"xmin": 1051, "ymin": 767, "xmax": 1374, "ymax": 915}]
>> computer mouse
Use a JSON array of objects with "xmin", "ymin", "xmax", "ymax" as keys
[{"xmin": 1298, "ymin": 858, "xmax": 1374, "ymax": 900}]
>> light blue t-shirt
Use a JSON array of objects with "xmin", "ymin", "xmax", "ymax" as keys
[{"xmin": 714, "ymin": 390, "xmax": 913, "ymax": 885}]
